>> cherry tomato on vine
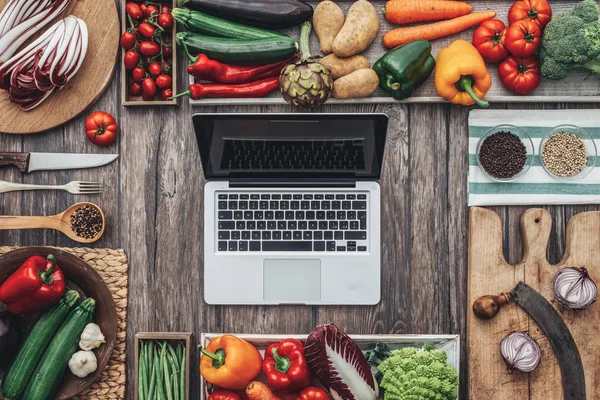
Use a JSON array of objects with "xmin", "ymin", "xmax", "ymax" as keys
[
  {"xmin": 148, "ymin": 62, "xmax": 161, "ymax": 76},
  {"xmin": 138, "ymin": 22, "xmax": 156, "ymax": 39},
  {"xmin": 505, "ymin": 20, "xmax": 541, "ymax": 58},
  {"xmin": 472, "ymin": 19, "xmax": 509, "ymax": 63},
  {"xmin": 132, "ymin": 66, "xmax": 145, "ymax": 83},
  {"xmin": 158, "ymin": 13, "xmax": 173, "ymax": 29},
  {"xmin": 498, "ymin": 55, "xmax": 541, "ymax": 95},
  {"xmin": 508, "ymin": 0, "xmax": 552, "ymax": 29},
  {"xmin": 129, "ymin": 82, "xmax": 143, "ymax": 96},
  {"xmin": 160, "ymin": 88, "xmax": 173, "ymax": 101},
  {"xmin": 125, "ymin": 2, "xmax": 143, "ymax": 20},
  {"xmin": 139, "ymin": 41, "xmax": 161, "ymax": 57},
  {"xmin": 142, "ymin": 77, "xmax": 157, "ymax": 97},
  {"xmin": 297, "ymin": 387, "xmax": 329, "ymax": 400},
  {"xmin": 120, "ymin": 30, "xmax": 136, "ymax": 50},
  {"xmin": 155, "ymin": 74, "xmax": 172, "ymax": 90},
  {"xmin": 161, "ymin": 5, "xmax": 171, "ymax": 13},
  {"xmin": 162, "ymin": 44, "xmax": 172, "ymax": 57},
  {"xmin": 124, "ymin": 50, "xmax": 140, "ymax": 70},
  {"xmin": 85, "ymin": 112, "xmax": 119, "ymax": 146},
  {"xmin": 161, "ymin": 60, "xmax": 172, "ymax": 75},
  {"xmin": 145, "ymin": 4, "xmax": 159, "ymax": 17}
]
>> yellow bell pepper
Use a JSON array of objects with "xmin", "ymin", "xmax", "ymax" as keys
[{"xmin": 434, "ymin": 40, "xmax": 492, "ymax": 108}]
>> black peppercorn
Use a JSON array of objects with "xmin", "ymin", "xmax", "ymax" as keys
[
  {"xmin": 70, "ymin": 205, "xmax": 103, "ymax": 239},
  {"xmin": 478, "ymin": 131, "xmax": 527, "ymax": 179}
]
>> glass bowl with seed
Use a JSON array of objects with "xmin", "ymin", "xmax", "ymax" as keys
[
  {"xmin": 540, "ymin": 125, "xmax": 597, "ymax": 181},
  {"xmin": 476, "ymin": 124, "xmax": 535, "ymax": 182}
]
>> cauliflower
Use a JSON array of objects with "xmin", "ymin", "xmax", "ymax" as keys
[{"xmin": 377, "ymin": 345, "xmax": 459, "ymax": 400}]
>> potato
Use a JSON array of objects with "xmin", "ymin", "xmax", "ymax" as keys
[
  {"xmin": 319, "ymin": 54, "xmax": 370, "ymax": 80},
  {"xmin": 313, "ymin": 1, "xmax": 345, "ymax": 55},
  {"xmin": 332, "ymin": 0, "xmax": 380, "ymax": 57},
  {"xmin": 333, "ymin": 68, "xmax": 380, "ymax": 99}
]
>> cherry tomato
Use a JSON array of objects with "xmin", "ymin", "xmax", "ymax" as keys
[
  {"xmin": 145, "ymin": 5, "xmax": 159, "ymax": 17},
  {"xmin": 129, "ymin": 82, "xmax": 143, "ymax": 96},
  {"xmin": 505, "ymin": 20, "xmax": 541, "ymax": 58},
  {"xmin": 297, "ymin": 387, "xmax": 329, "ymax": 400},
  {"xmin": 139, "ymin": 41, "xmax": 161, "ymax": 57},
  {"xmin": 125, "ymin": 2, "xmax": 143, "ymax": 20},
  {"xmin": 160, "ymin": 88, "xmax": 173, "ymax": 101},
  {"xmin": 161, "ymin": 5, "xmax": 171, "ymax": 13},
  {"xmin": 162, "ymin": 44, "xmax": 172, "ymax": 58},
  {"xmin": 158, "ymin": 13, "xmax": 173, "ymax": 29},
  {"xmin": 472, "ymin": 19, "xmax": 509, "ymax": 63},
  {"xmin": 140, "ymin": 3, "xmax": 147, "ymax": 16},
  {"xmin": 508, "ymin": 0, "xmax": 552, "ymax": 29},
  {"xmin": 132, "ymin": 66, "xmax": 146, "ymax": 83},
  {"xmin": 498, "ymin": 55, "xmax": 541, "ymax": 95},
  {"xmin": 123, "ymin": 50, "xmax": 140, "ymax": 70},
  {"xmin": 85, "ymin": 111, "xmax": 119, "ymax": 146},
  {"xmin": 161, "ymin": 60, "xmax": 172, "ymax": 75},
  {"xmin": 148, "ymin": 62, "xmax": 161, "ymax": 76},
  {"xmin": 142, "ymin": 77, "xmax": 157, "ymax": 97},
  {"xmin": 142, "ymin": 92, "xmax": 154, "ymax": 101},
  {"xmin": 138, "ymin": 22, "xmax": 156, "ymax": 39},
  {"xmin": 155, "ymin": 74, "xmax": 172, "ymax": 90},
  {"xmin": 120, "ymin": 30, "xmax": 136, "ymax": 50}
]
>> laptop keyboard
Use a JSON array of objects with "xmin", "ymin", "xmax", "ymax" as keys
[{"xmin": 216, "ymin": 192, "xmax": 368, "ymax": 252}]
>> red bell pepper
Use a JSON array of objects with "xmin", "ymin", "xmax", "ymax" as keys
[
  {"xmin": 170, "ymin": 76, "xmax": 280, "ymax": 101},
  {"xmin": 297, "ymin": 387, "xmax": 329, "ymax": 400},
  {"xmin": 186, "ymin": 53, "xmax": 297, "ymax": 84},
  {"xmin": 0, "ymin": 254, "xmax": 65, "ymax": 314},
  {"xmin": 263, "ymin": 338, "xmax": 312, "ymax": 392}
]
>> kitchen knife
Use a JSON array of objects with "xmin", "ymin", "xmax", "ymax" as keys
[{"xmin": 0, "ymin": 152, "xmax": 118, "ymax": 173}]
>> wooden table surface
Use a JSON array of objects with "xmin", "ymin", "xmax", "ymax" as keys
[{"xmin": 1, "ymin": 12, "xmax": 599, "ymax": 400}]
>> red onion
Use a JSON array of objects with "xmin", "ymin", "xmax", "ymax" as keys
[
  {"xmin": 500, "ymin": 332, "xmax": 541, "ymax": 373},
  {"xmin": 553, "ymin": 267, "xmax": 597, "ymax": 310}
]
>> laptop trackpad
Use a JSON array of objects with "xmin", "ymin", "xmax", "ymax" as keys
[{"xmin": 264, "ymin": 259, "xmax": 321, "ymax": 302}]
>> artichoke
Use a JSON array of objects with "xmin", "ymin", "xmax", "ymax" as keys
[{"xmin": 279, "ymin": 21, "xmax": 333, "ymax": 107}]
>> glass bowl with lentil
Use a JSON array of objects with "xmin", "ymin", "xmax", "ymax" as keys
[
  {"xmin": 540, "ymin": 125, "xmax": 597, "ymax": 181},
  {"xmin": 476, "ymin": 124, "xmax": 535, "ymax": 182}
]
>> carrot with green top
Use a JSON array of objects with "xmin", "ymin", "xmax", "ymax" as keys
[
  {"xmin": 384, "ymin": 0, "xmax": 473, "ymax": 25},
  {"xmin": 383, "ymin": 10, "xmax": 497, "ymax": 49}
]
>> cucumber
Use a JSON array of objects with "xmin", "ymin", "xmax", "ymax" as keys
[
  {"xmin": 171, "ymin": 7, "xmax": 283, "ymax": 39},
  {"xmin": 0, "ymin": 290, "xmax": 80, "ymax": 400},
  {"xmin": 177, "ymin": 32, "xmax": 298, "ymax": 65},
  {"xmin": 21, "ymin": 298, "xmax": 96, "ymax": 400}
]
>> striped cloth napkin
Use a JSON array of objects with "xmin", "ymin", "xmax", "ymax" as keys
[{"xmin": 468, "ymin": 109, "xmax": 600, "ymax": 206}]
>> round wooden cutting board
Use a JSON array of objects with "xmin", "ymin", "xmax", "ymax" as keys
[{"xmin": 0, "ymin": 0, "xmax": 120, "ymax": 134}]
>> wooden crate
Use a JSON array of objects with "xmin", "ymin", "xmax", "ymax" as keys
[
  {"xmin": 134, "ymin": 332, "xmax": 192, "ymax": 400},
  {"xmin": 121, "ymin": 0, "xmax": 178, "ymax": 106},
  {"xmin": 199, "ymin": 333, "xmax": 460, "ymax": 399}
]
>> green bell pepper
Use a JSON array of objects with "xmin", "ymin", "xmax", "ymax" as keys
[{"xmin": 373, "ymin": 40, "xmax": 436, "ymax": 100}]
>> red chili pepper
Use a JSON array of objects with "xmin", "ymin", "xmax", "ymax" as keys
[
  {"xmin": 155, "ymin": 74, "xmax": 171, "ymax": 90},
  {"xmin": 263, "ymin": 339, "xmax": 312, "ymax": 392},
  {"xmin": 139, "ymin": 41, "xmax": 161, "ymax": 57},
  {"xmin": 160, "ymin": 88, "xmax": 172, "ymax": 101},
  {"xmin": 158, "ymin": 13, "xmax": 173, "ymax": 29},
  {"xmin": 0, "ymin": 255, "xmax": 65, "ymax": 314},
  {"xmin": 296, "ymin": 387, "xmax": 329, "ymax": 400},
  {"xmin": 148, "ymin": 61, "xmax": 161, "ymax": 76},
  {"xmin": 138, "ymin": 22, "xmax": 156, "ymax": 39},
  {"xmin": 126, "ymin": 2, "xmax": 144, "ymax": 20},
  {"xmin": 120, "ymin": 30, "xmax": 137, "ymax": 50},
  {"xmin": 171, "ymin": 76, "xmax": 280, "ymax": 100},
  {"xmin": 129, "ymin": 82, "xmax": 143, "ymax": 96},
  {"xmin": 187, "ymin": 54, "xmax": 297, "ymax": 84},
  {"xmin": 207, "ymin": 390, "xmax": 242, "ymax": 400},
  {"xmin": 132, "ymin": 66, "xmax": 146, "ymax": 83},
  {"xmin": 124, "ymin": 50, "xmax": 140, "ymax": 70}
]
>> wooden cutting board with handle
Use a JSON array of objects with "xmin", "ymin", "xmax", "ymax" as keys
[
  {"xmin": 468, "ymin": 207, "xmax": 600, "ymax": 399},
  {"xmin": 0, "ymin": 0, "xmax": 119, "ymax": 134}
]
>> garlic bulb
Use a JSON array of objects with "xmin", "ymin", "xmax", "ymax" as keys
[
  {"xmin": 79, "ymin": 323, "xmax": 105, "ymax": 351},
  {"xmin": 68, "ymin": 350, "xmax": 97, "ymax": 378}
]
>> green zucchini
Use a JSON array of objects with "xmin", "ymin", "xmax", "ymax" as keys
[
  {"xmin": 171, "ymin": 7, "xmax": 283, "ymax": 40},
  {"xmin": 0, "ymin": 290, "xmax": 80, "ymax": 400},
  {"xmin": 21, "ymin": 298, "xmax": 96, "ymax": 400},
  {"xmin": 177, "ymin": 32, "xmax": 298, "ymax": 65}
]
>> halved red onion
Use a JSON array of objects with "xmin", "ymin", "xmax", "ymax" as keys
[
  {"xmin": 553, "ymin": 267, "xmax": 598, "ymax": 310},
  {"xmin": 500, "ymin": 332, "xmax": 541, "ymax": 373}
]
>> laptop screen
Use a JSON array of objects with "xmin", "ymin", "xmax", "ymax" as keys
[{"xmin": 193, "ymin": 114, "xmax": 388, "ymax": 180}]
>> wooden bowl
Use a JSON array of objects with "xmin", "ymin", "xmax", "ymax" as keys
[{"xmin": 0, "ymin": 247, "xmax": 117, "ymax": 400}]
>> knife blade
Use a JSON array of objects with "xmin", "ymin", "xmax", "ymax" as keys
[
  {"xmin": 510, "ymin": 282, "xmax": 586, "ymax": 400},
  {"xmin": 0, "ymin": 152, "xmax": 118, "ymax": 173}
]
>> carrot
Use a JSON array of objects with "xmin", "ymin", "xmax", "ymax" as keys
[
  {"xmin": 245, "ymin": 381, "xmax": 280, "ymax": 400},
  {"xmin": 382, "ymin": 11, "xmax": 497, "ymax": 49},
  {"xmin": 384, "ymin": 0, "xmax": 473, "ymax": 25}
]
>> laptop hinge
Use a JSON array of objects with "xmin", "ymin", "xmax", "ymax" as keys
[{"xmin": 229, "ymin": 179, "xmax": 356, "ymax": 188}]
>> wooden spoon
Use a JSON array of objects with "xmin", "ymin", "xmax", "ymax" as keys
[{"xmin": 0, "ymin": 202, "xmax": 105, "ymax": 243}]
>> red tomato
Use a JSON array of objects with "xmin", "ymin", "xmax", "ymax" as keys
[
  {"xmin": 498, "ymin": 55, "xmax": 541, "ymax": 95},
  {"xmin": 160, "ymin": 88, "xmax": 173, "ymax": 101},
  {"xmin": 148, "ymin": 62, "xmax": 162, "ymax": 76},
  {"xmin": 472, "ymin": 19, "xmax": 509, "ymax": 63},
  {"xmin": 155, "ymin": 74, "xmax": 172, "ymax": 90},
  {"xmin": 120, "ymin": 30, "xmax": 136, "ymax": 50},
  {"xmin": 142, "ymin": 77, "xmax": 157, "ymax": 97},
  {"xmin": 505, "ymin": 20, "xmax": 541, "ymax": 58},
  {"xmin": 161, "ymin": 5, "xmax": 171, "ymax": 13},
  {"xmin": 161, "ymin": 60, "xmax": 172, "ymax": 75},
  {"xmin": 132, "ymin": 66, "xmax": 145, "ymax": 83},
  {"xmin": 508, "ymin": 0, "xmax": 552, "ymax": 29},
  {"xmin": 145, "ymin": 5, "xmax": 159, "ymax": 17},
  {"xmin": 158, "ymin": 13, "xmax": 173, "ymax": 29},
  {"xmin": 297, "ymin": 387, "xmax": 329, "ymax": 400},
  {"xmin": 162, "ymin": 44, "xmax": 172, "ymax": 58},
  {"xmin": 139, "ymin": 41, "xmax": 161, "ymax": 57},
  {"xmin": 125, "ymin": 2, "xmax": 143, "ymax": 20},
  {"xmin": 138, "ymin": 22, "xmax": 156, "ymax": 39},
  {"xmin": 85, "ymin": 112, "xmax": 119, "ymax": 146},
  {"xmin": 123, "ymin": 50, "xmax": 140, "ymax": 70},
  {"xmin": 129, "ymin": 82, "xmax": 143, "ymax": 96}
]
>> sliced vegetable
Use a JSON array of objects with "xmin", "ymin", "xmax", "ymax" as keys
[
  {"xmin": 498, "ymin": 55, "xmax": 541, "ymax": 95},
  {"xmin": 0, "ymin": 306, "xmax": 20, "ymax": 369},
  {"xmin": 500, "ymin": 332, "xmax": 541, "ymax": 373},
  {"xmin": 68, "ymin": 350, "xmax": 98, "ymax": 378},
  {"xmin": 472, "ymin": 19, "xmax": 509, "ymax": 63},
  {"xmin": 304, "ymin": 324, "xmax": 378, "ymax": 400},
  {"xmin": 553, "ymin": 267, "xmax": 597, "ymax": 310},
  {"xmin": 383, "ymin": 11, "xmax": 497, "ymax": 49},
  {"xmin": 384, "ymin": 0, "xmax": 472, "ymax": 25}
]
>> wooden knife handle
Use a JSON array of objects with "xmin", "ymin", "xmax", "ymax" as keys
[{"xmin": 0, "ymin": 152, "xmax": 30, "ymax": 172}]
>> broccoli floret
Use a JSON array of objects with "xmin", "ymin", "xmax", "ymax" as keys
[
  {"xmin": 540, "ymin": 0, "xmax": 600, "ymax": 80},
  {"xmin": 379, "ymin": 346, "xmax": 459, "ymax": 400}
]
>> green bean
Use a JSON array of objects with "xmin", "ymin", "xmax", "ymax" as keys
[
  {"xmin": 140, "ymin": 352, "xmax": 148, "ymax": 400},
  {"xmin": 163, "ymin": 344, "xmax": 174, "ymax": 400},
  {"xmin": 167, "ymin": 347, "xmax": 180, "ymax": 400},
  {"xmin": 146, "ymin": 341, "xmax": 154, "ymax": 390},
  {"xmin": 147, "ymin": 349, "xmax": 157, "ymax": 400},
  {"xmin": 156, "ymin": 344, "xmax": 166, "ymax": 400},
  {"xmin": 179, "ymin": 343, "xmax": 185, "ymax": 400}
]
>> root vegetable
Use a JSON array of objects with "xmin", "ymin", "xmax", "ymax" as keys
[
  {"xmin": 333, "ymin": 68, "xmax": 379, "ymax": 99},
  {"xmin": 319, "ymin": 54, "xmax": 370, "ymax": 79},
  {"xmin": 313, "ymin": 1, "xmax": 344, "ymax": 55},
  {"xmin": 332, "ymin": 0, "xmax": 379, "ymax": 57}
]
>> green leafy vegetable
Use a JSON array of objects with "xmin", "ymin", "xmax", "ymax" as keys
[{"xmin": 539, "ymin": 0, "xmax": 600, "ymax": 80}]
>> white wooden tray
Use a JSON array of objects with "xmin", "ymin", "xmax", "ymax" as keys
[
  {"xmin": 187, "ymin": 0, "xmax": 600, "ymax": 106},
  {"xmin": 199, "ymin": 333, "xmax": 460, "ymax": 399}
]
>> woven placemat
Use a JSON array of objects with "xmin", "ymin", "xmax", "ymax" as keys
[{"xmin": 0, "ymin": 246, "xmax": 128, "ymax": 400}]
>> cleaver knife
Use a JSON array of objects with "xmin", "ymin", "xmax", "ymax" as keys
[{"xmin": 0, "ymin": 152, "xmax": 118, "ymax": 173}]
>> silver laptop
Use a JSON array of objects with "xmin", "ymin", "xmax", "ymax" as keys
[{"xmin": 193, "ymin": 113, "xmax": 389, "ymax": 305}]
